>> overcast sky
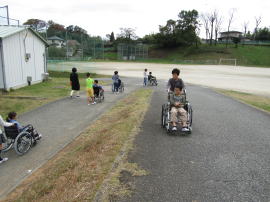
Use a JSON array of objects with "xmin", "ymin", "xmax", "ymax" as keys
[{"xmin": 1, "ymin": 0, "xmax": 269, "ymax": 38}]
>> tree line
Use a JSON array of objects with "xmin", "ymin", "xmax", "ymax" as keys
[{"xmin": 24, "ymin": 8, "xmax": 270, "ymax": 57}]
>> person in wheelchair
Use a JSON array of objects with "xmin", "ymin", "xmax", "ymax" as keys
[
  {"xmin": 148, "ymin": 72, "xmax": 154, "ymax": 81},
  {"xmin": 7, "ymin": 112, "xmax": 42, "ymax": 140},
  {"xmin": 167, "ymin": 68, "xmax": 185, "ymax": 92},
  {"xmin": 93, "ymin": 80, "xmax": 104, "ymax": 97},
  {"xmin": 169, "ymin": 85, "xmax": 189, "ymax": 132}
]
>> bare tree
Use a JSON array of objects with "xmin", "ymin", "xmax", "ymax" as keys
[
  {"xmin": 214, "ymin": 14, "xmax": 222, "ymax": 45},
  {"xmin": 254, "ymin": 16, "xmax": 262, "ymax": 40},
  {"xmin": 226, "ymin": 9, "xmax": 236, "ymax": 48},
  {"xmin": 208, "ymin": 11, "xmax": 217, "ymax": 45},
  {"xmin": 243, "ymin": 21, "xmax": 249, "ymax": 38},
  {"xmin": 201, "ymin": 13, "xmax": 210, "ymax": 43}
]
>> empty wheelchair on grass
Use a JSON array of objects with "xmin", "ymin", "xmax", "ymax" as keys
[
  {"xmin": 161, "ymin": 90, "xmax": 193, "ymax": 135},
  {"xmin": 94, "ymin": 86, "xmax": 105, "ymax": 103},
  {"xmin": 2, "ymin": 124, "xmax": 42, "ymax": 155}
]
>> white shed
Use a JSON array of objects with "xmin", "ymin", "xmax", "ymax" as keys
[{"xmin": 0, "ymin": 26, "xmax": 49, "ymax": 90}]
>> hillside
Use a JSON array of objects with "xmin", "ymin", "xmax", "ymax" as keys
[{"xmin": 104, "ymin": 44, "xmax": 270, "ymax": 67}]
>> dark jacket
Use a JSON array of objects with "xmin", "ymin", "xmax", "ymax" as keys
[
  {"xmin": 70, "ymin": 72, "xmax": 80, "ymax": 90},
  {"xmin": 167, "ymin": 78, "xmax": 184, "ymax": 92}
]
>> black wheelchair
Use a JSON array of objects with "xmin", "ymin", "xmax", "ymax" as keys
[
  {"xmin": 94, "ymin": 86, "xmax": 105, "ymax": 103},
  {"xmin": 161, "ymin": 90, "xmax": 193, "ymax": 134},
  {"xmin": 148, "ymin": 77, "xmax": 158, "ymax": 86},
  {"xmin": 2, "ymin": 124, "xmax": 42, "ymax": 155}
]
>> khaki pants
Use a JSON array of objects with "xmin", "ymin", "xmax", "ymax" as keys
[
  {"xmin": 171, "ymin": 107, "xmax": 187, "ymax": 126},
  {"xmin": 70, "ymin": 90, "xmax": 80, "ymax": 97}
]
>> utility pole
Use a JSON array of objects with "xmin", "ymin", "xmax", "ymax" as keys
[
  {"xmin": 65, "ymin": 31, "xmax": 68, "ymax": 60},
  {"xmin": 6, "ymin": 5, "xmax": 10, "ymax": 25}
]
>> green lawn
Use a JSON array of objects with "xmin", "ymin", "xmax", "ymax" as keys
[{"xmin": 0, "ymin": 71, "xmax": 108, "ymax": 117}]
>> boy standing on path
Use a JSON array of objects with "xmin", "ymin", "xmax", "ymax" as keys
[
  {"xmin": 143, "ymin": 69, "xmax": 148, "ymax": 86},
  {"xmin": 86, "ymin": 73, "xmax": 96, "ymax": 105},
  {"xmin": 70, "ymin": 67, "xmax": 80, "ymax": 98}
]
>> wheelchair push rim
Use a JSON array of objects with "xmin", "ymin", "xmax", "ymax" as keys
[{"xmin": 14, "ymin": 132, "xmax": 33, "ymax": 155}]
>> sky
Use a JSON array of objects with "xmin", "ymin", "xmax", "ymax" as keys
[{"xmin": 1, "ymin": 0, "xmax": 269, "ymax": 39}]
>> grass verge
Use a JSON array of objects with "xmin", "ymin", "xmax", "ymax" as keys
[
  {"xmin": 4, "ymin": 88, "xmax": 153, "ymax": 202},
  {"xmin": 216, "ymin": 89, "xmax": 270, "ymax": 113},
  {"xmin": 0, "ymin": 71, "xmax": 108, "ymax": 117}
]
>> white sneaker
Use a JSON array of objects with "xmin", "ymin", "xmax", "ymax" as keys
[
  {"xmin": 92, "ymin": 102, "xmax": 96, "ymax": 105},
  {"xmin": 172, "ymin": 126, "xmax": 177, "ymax": 131},
  {"xmin": 0, "ymin": 157, "xmax": 8, "ymax": 164},
  {"xmin": 182, "ymin": 127, "xmax": 189, "ymax": 132},
  {"xmin": 38, "ymin": 134, "xmax": 42, "ymax": 139},
  {"xmin": 88, "ymin": 103, "xmax": 91, "ymax": 106}
]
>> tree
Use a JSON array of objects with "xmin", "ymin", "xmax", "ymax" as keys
[
  {"xmin": 154, "ymin": 10, "xmax": 199, "ymax": 48},
  {"xmin": 177, "ymin": 10, "xmax": 199, "ymax": 46},
  {"xmin": 201, "ymin": 13, "xmax": 210, "ymax": 43},
  {"xmin": 226, "ymin": 9, "xmax": 236, "ymax": 48},
  {"xmin": 110, "ymin": 32, "xmax": 115, "ymax": 42},
  {"xmin": 117, "ymin": 28, "xmax": 138, "ymax": 41},
  {"xmin": 23, "ymin": 19, "xmax": 47, "ymax": 31},
  {"xmin": 255, "ymin": 27, "xmax": 270, "ymax": 41},
  {"xmin": 214, "ymin": 14, "xmax": 222, "ymax": 45},
  {"xmin": 47, "ymin": 20, "xmax": 66, "ymax": 38},
  {"xmin": 232, "ymin": 37, "xmax": 241, "ymax": 48},
  {"xmin": 208, "ymin": 11, "xmax": 217, "ymax": 45},
  {"xmin": 254, "ymin": 16, "xmax": 262, "ymax": 39},
  {"xmin": 243, "ymin": 21, "xmax": 249, "ymax": 38}
]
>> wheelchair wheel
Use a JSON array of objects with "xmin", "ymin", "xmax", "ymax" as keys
[
  {"xmin": 14, "ymin": 132, "xmax": 33, "ymax": 155},
  {"xmin": 161, "ymin": 104, "xmax": 166, "ymax": 128}
]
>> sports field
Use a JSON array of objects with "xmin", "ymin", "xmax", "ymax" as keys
[{"xmin": 48, "ymin": 62, "xmax": 270, "ymax": 96}]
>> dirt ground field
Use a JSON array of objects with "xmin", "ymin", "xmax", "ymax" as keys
[{"xmin": 48, "ymin": 62, "xmax": 270, "ymax": 96}]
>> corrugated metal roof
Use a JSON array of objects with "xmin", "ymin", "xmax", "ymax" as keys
[
  {"xmin": 0, "ymin": 26, "xmax": 49, "ymax": 46},
  {"xmin": 0, "ymin": 26, "xmax": 25, "ymax": 38}
]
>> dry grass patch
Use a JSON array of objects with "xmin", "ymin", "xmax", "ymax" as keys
[
  {"xmin": 216, "ymin": 89, "xmax": 270, "ymax": 113},
  {"xmin": 3, "ymin": 88, "xmax": 153, "ymax": 202}
]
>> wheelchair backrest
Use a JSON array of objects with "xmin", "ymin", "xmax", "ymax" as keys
[
  {"xmin": 4, "ymin": 124, "xmax": 19, "ymax": 139},
  {"xmin": 93, "ymin": 86, "xmax": 100, "ymax": 94}
]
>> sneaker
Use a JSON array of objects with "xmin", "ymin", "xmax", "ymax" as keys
[
  {"xmin": 88, "ymin": 103, "xmax": 91, "ymax": 106},
  {"xmin": 70, "ymin": 96, "xmax": 73, "ymax": 98},
  {"xmin": 182, "ymin": 127, "xmax": 189, "ymax": 132},
  {"xmin": 92, "ymin": 102, "xmax": 96, "ymax": 105},
  {"xmin": 0, "ymin": 157, "xmax": 8, "ymax": 164},
  {"xmin": 76, "ymin": 95, "xmax": 80, "ymax": 98},
  {"xmin": 172, "ymin": 126, "xmax": 177, "ymax": 131},
  {"xmin": 37, "ymin": 134, "xmax": 42, "ymax": 139}
]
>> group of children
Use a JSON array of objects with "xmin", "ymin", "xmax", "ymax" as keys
[
  {"xmin": 143, "ymin": 69, "xmax": 155, "ymax": 86},
  {"xmin": 70, "ymin": 68, "xmax": 104, "ymax": 105}
]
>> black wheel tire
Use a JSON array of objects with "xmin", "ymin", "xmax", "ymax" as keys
[
  {"xmin": 189, "ymin": 106, "xmax": 193, "ymax": 127},
  {"xmin": 161, "ymin": 105, "xmax": 165, "ymax": 127},
  {"xmin": 14, "ymin": 132, "xmax": 33, "ymax": 155}
]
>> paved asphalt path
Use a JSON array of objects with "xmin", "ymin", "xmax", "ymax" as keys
[
  {"xmin": 119, "ymin": 84, "xmax": 270, "ymax": 202},
  {"xmin": 0, "ymin": 77, "xmax": 141, "ymax": 199}
]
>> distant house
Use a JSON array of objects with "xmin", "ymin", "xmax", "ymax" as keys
[
  {"xmin": 66, "ymin": 40, "xmax": 80, "ymax": 57},
  {"xmin": 218, "ymin": 31, "xmax": 242, "ymax": 42},
  {"xmin": 0, "ymin": 26, "xmax": 49, "ymax": 90},
  {"xmin": 47, "ymin": 36, "xmax": 65, "ymax": 48}
]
